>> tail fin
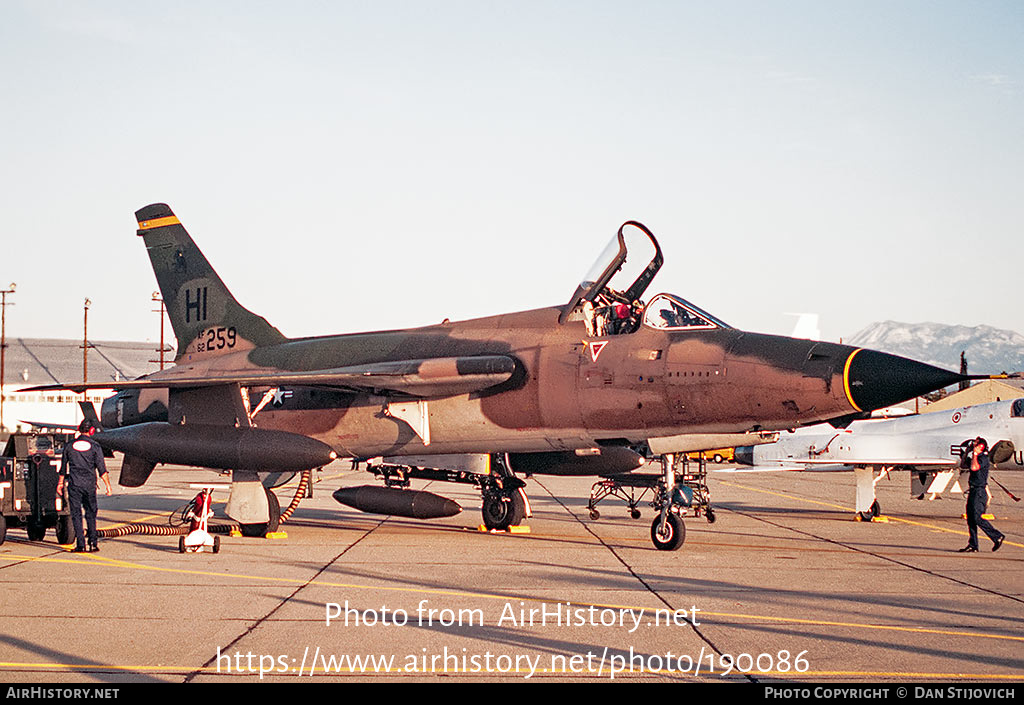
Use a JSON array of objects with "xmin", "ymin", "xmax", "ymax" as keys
[
  {"xmin": 79, "ymin": 401, "xmax": 100, "ymax": 427},
  {"xmin": 136, "ymin": 204, "xmax": 287, "ymax": 362}
]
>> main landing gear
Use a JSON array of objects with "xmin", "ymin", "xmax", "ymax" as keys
[
  {"xmin": 481, "ymin": 488, "xmax": 528, "ymax": 531},
  {"xmin": 239, "ymin": 486, "xmax": 281, "ymax": 537},
  {"xmin": 589, "ymin": 452, "xmax": 714, "ymax": 551},
  {"xmin": 853, "ymin": 466, "xmax": 887, "ymax": 522},
  {"xmin": 365, "ymin": 453, "xmax": 531, "ymax": 531}
]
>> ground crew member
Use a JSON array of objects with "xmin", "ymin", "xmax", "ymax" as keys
[
  {"xmin": 55, "ymin": 419, "xmax": 112, "ymax": 552},
  {"xmin": 958, "ymin": 437, "xmax": 1005, "ymax": 553}
]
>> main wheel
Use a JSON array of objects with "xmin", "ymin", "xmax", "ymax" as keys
[
  {"xmin": 650, "ymin": 513, "xmax": 685, "ymax": 551},
  {"xmin": 857, "ymin": 499, "xmax": 881, "ymax": 522},
  {"xmin": 481, "ymin": 491, "xmax": 526, "ymax": 531},
  {"xmin": 0, "ymin": 514, "xmax": 6, "ymax": 546},
  {"xmin": 56, "ymin": 515, "xmax": 73, "ymax": 544},
  {"xmin": 178, "ymin": 536, "xmax": 186, "ymax": 553},
  {"xmin": 26, "ymin": 520, "xmax": 46, "ymax": 541},
  {"xmin": 240, "ymin": 488, "xmax": 281, "ymax": 537}
]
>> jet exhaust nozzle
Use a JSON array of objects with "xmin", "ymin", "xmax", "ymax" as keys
[
  {"xmin": 95, "ymin": 423, "xmax": 337, "ymax": 471},
  {"xmin": 332, "ymin": 485, "xmax": 463, "ymax": 520}
]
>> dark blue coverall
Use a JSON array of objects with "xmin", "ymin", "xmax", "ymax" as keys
[
  {"xmin": 966, "ymin": 453, "xmax": 1004, "ymax": 551},
  {"xmin": 59, "ymin": 435, "xmax": 108, "ymax": 551}
]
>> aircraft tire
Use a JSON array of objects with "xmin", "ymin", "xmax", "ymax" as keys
[
  {"xmin": 240, "ymin": 488, "xmax": 281, "ymax": 538},
  {"xmin": 630, "ymin": 509, "xmax": 641, "ymax": 520},
  {"xmin": 0, "ymin": 514, "xmax": 6, "ymax": 546},
  {"xmin": 857, "ymin": 500, "xmax": 881, "ymax": 522},
  {"xmin": 56, "ymin": 515, "xmax": 73, "ymax": 545},
  {"xmin": 650, "ymin": 513, "xmax": 685, "ymax": 551},
  {"xmin": 213, "ymin": 535, "xmax": 221, "ymax": 554},
  {"xmin": 481, "ymin": 491, "xmax": 526, "ymax": 531},
  {"xmin": 178, "ymin": 536, "xmax": 186, "ymax": 553},
  {"xmin": 26, "ymin": 520, "xmax": 46, "ymax": 541}
]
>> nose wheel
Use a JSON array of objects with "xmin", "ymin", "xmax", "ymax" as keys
[
  {"xmin": 651, "ymin": 513, "xmax": 685, "ymax": 551},
  {"xmin": 647, "ymin": 452, "xmax": 713, "ymax": 550}
]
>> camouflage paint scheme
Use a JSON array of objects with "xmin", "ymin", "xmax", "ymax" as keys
[{"xmin": 47, "ymin": 204, "xmax": 964, "ymax": 468}]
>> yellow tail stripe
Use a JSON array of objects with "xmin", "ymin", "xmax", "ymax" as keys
[
  {"xmin": 137, "ymin": 215, "xmax": 181, "ymax": 230},
  {"xmin": 843, "ymin": 348, "xmax": 863, "ymax": 412}
]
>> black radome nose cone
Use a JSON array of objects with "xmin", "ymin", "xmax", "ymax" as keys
[{"xmin": 845, "ymin": 349, "xmax": 964, "ymax": 411}]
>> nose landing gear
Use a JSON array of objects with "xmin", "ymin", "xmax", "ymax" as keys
[{"xmin": 589, "ymin": 452, "xmax": 714, "ymax": 550}]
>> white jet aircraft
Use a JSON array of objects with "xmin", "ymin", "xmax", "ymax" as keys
[{"xmin": 734, "ymin": 398, "xmax": 1024, "ymax": 520}]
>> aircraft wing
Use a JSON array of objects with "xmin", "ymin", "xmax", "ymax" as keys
[
  {"xmin": 793, "ymin": 457, "xmax": 958, "ymax": 467},
  {"xmin": 23, "ymin": 355, "xmax": 518, "ymax": 399},
  {"xmin": 19, "ymin": 420, "xmax": 80, "ymax": 432},
  {"xmin": 738, "ymin": 458, "xmax": 958, "ymax": 472},
  {"xmin": 713, "ymin": 465, "xmax": 809, "ymax": 473}
]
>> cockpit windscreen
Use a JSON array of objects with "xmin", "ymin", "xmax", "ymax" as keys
[{"xmin": 643, "ymin": 293, "xmax": 732, "ymax": 331}]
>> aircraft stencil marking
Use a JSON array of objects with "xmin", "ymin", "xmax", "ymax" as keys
[{"xmin": 185, "ymin": 286, "xmax": 208, "ymax": 323}]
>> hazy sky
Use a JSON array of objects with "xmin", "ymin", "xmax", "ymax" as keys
[{"xmin": 1, "ymin": 1, "xmax": 1021, "ymax": 348}]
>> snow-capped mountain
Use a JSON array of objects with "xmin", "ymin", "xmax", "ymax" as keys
[{"xmin": 846, "ymin": 321, "xmax": 1024, "ymax": 374}]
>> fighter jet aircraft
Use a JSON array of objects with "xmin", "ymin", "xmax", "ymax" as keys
[
  {"xmin": 29, "ymin": 204, "xmax": 973, "ymax": 549},
  {"xmin": 735, "ymin": 398, "xmax": 1024, "ymax": 520}
]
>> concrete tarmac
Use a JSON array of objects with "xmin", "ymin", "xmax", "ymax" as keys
[{"xmin": 1, "ymin": 460, "xmax": 1021, "ymax": 683}]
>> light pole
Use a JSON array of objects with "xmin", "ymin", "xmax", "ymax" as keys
[
  {"xmin": 0, "ymin": 283, "xmax": 15, "ymax": 432},
  {"xmin": 152, "ymin": 291, "xmax": 167, "ymax": 370},
  {"xmin": 83, "ymin": 298, "xmax": 91, "ymax": 384}
]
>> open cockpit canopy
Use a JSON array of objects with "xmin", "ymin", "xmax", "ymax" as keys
[
  {"xmin": 560, "ymin": 221, "xmax": 662, "ymax": 324},
  {"xmin": 561, "ymin": 221, "xmax": 731, "ymax": 333}
]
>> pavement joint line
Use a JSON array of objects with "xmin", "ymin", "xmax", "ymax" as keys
[
  {"xmin": 720, "ymin": 484, "xmax": 1024, "ymax": 608},
  {"xmin": 3, "ymin": 543, "xmax": 1022, "ymax": 645},
  {"xmin": 720, "ymin": 480, "xmax": 1020, "ymax": 548},
  {"xmin": 5, "ymin": 476, "xmax": 1021, "ymax": 655},
  {"xmin": 183, "ymin": 515, "xmax": 387, "ymax": 683},
  {"xmin": 4, "ymin": 532, "xmax": 1019, "ymax": 643},
  {"xmin": 534, "ymin": 476, "xmax": 753, "ymax": 683}
]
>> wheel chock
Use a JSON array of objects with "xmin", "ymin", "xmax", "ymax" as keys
[
  {"xmin": 265, "ymin": 531, "xmax": 288, "ymax": 539},
  {"xmin": 476, "ymin": 525, "xmax": 530, "ymax": 534}
]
